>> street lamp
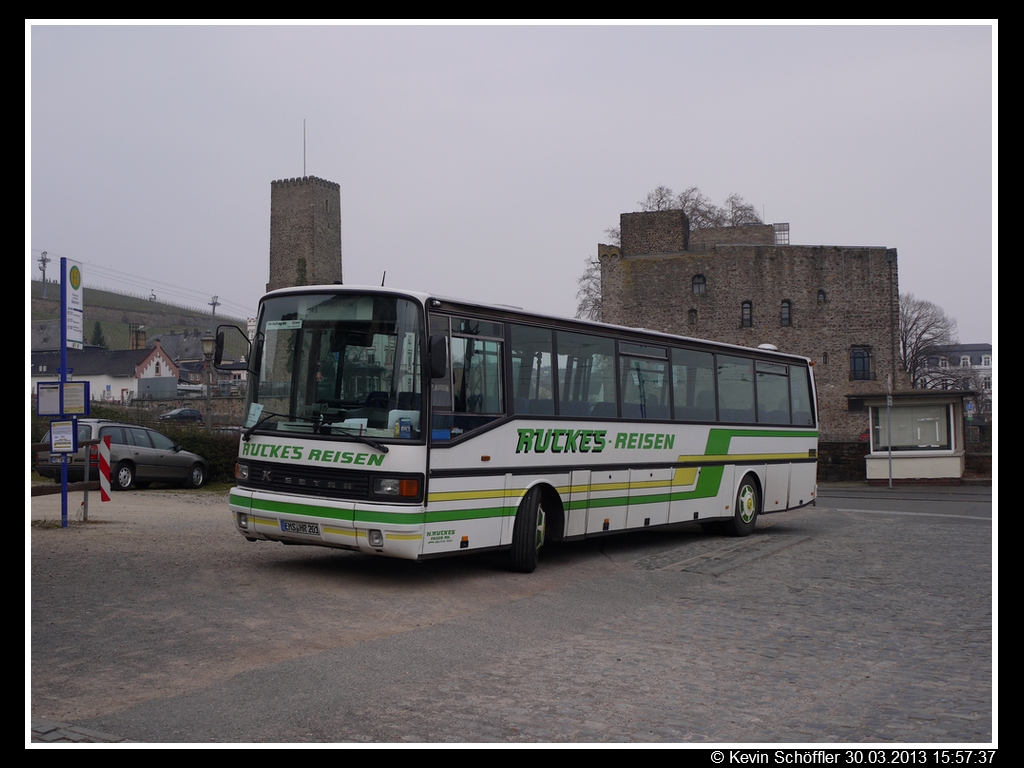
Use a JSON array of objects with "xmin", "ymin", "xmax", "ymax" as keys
[{"xmin": 202, "ymin": 332, "xmax": 215, "ymax": 432}]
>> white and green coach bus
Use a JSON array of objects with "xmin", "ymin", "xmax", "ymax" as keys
[{"xmin": 217, "ymin": 285, "xmax": 818, "ymax": 572}]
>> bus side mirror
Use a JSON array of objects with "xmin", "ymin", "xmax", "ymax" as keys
[
  {"xmin": 429, "ymin": 335, "xmax": 448, "ymax": 379},
  {"xmin": 215, "ymin": 324, "xmax": 251, "ymax": 372}
]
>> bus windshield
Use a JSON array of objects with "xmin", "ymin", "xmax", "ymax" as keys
[{"xmin": 244, "ymin": 292, "xmax": 424, "ymax": 441}]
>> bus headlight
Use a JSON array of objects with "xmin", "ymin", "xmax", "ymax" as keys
[
  {"xmin": 372, "ymin": 478, "xmax": 420, "ymax": 497},
  {"xmin": 368, "ymin": 530, "xmax": 384, "ymax": 547},
  {"xmin": 235, "ymin": 463, "xmax": 249, "ymax": 481}
]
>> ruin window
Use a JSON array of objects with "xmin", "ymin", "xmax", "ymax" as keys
[
  {"xmin": 688, "ymin": 309, "xmax": 697, "ymax": 325},
  {"xmin": 741, "ymin": 301, "xmax": 753, "ymax": 328},
  {"xmin": 692, "ymin": 275, "xmax": 706, "ymax": 295},
  {"xmin": 850, "ymin": 347, "xmax": 872, "ymax": 381},
  {"xmin": 781, "ymin": 300, "xmax": 792, "ymax": 327},
  {"xmin": 818, "ymin": 290, "xmax": 827, "ymax": 303}
]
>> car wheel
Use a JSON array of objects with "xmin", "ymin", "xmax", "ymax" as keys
[
  {"xmin": 509, "ymin": 486, "xmax": 546, "ymax": 573},
  {"xmin": 186, "ymin": 463, "xmax": 206, "ymax": 489},
  {"xmin": 114, "ymin": 462, "xmax": 135, "ymax": 491}
]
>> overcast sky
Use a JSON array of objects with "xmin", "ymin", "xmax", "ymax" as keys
[{"xmin": 28, "ymin": 22, "xmax": 995, "ymax": 345}]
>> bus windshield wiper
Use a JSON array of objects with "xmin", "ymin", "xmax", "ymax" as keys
[
  {"xmin": 328, "ymin": 424, "xmax": 390, "ymax": 453},
  {"xmin": 243, "ymin": 410, "xmax": 288, "ymax": 442},
  {"xmin": 242, "ymin": 410, "xmax": 322, "ymax": 442},
  {"xmin": 244, "ymin": 410, "xmax": 388, "ymax": 453}
]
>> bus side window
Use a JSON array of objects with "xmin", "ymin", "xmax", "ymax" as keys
[
  {"xmin": 451, "ymin": 337, "xmax": 504, "ymax": 415},
  {"xmin": 429, "ymin": 315, "xmax": 453, "ymax": 411},
  {"xmin": 433, "ymin": 314, "xmax": 506, "ymax": 438},
  {"xmin": 556, "ymin": 331, "xmax": 616, "ymax": 417},
  {"xmin": 790, "ymin": 365, "xmax": 815, "ymax": 426},
  {"xmin": 510, "ymin": 325, "xmax": 554, "ymax": 415},
  {"xmin": 620, "ymin": 347, "xmax": 669, "ymax": 420},
  {"xmin": 672, "ymin": 348, "xmax": 716, "ymax": 422},
  {"xmin": 717, "ymin": 355, "xmax": 756, "ymax": 423}
]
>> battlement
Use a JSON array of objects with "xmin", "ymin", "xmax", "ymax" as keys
[{"xmin": 271, "ymin": 175, "xmax": 341, "ymax": 191}]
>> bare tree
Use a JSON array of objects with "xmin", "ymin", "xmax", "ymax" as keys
[
  {"xmin": 917, "ymin": 358, "xmax": 990, "ymax": 426},
  {"xmin": 643, "ymin": 185, "xmax": 762, "ymax": 228},
  {"xmin": 588, "ymin": 184, "xmax": 763, "ymax": 297},
  {"xmin": 575, "ymin": 256, "xmax": 602, "ymax": 321},
  {"xmin": 638, "ymin": 185, "xmax": 678, "ymax": 212},
  {"xmin": 674, "ymin": 186, "xmax": 728, "ymax": 229},
  {"xmin": 723, "ymin": 192, "xmax": 763, "ymax": 225},
  {"xmin": 920, "ymin": 360, "xmax": 982, "ymax": 392},
  {"xmin": 899, "ymin": 292, "xmax": 959, "ymax": 388},
  {"xmin": 600, "ymin": 186, "xmax": 763, "ymax": 247}
]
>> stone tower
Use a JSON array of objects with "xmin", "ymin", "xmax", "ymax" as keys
[{"xmin": 267, "ymin": 176, "xmax": 343, "ymax": 292}]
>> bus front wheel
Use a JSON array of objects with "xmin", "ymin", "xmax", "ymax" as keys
[{"xmin": 510, "ymin": 486, "xmax": 546, "ymax": 573}]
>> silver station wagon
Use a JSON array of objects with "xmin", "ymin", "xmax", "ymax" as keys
[{"xmin": 35, "ymin": 419, "xmax": 209, "ymax": 490}]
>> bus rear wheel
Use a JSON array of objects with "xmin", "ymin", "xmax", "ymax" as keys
[
  {"xmin": 510, "ymin": 486, "xmax": 546, "ymax": 573},
  {"xmin": 727, "ymin": 474, "xmax": 760, "ymax": 537}
]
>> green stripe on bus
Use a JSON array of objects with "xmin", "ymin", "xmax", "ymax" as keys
[
  {"xmin": 425, "ymin": 505, "xmax": 510, "ymax": 523},
  {"xmin": 248, "ymin": 497, "xmax": 353, "ymax": 522},
  {"xmin": 705, "ymin": 428, "xmax": 817, "ymax": 455},
  {"xmin": 247, "ymin": 496, "xmax": 509, "ymax": 527},
  {"xmin": 354, "ymin": 508, "xmax": 427, "ymax": 525},
  {"xmin": 247, "ymin": 497, "xmax": 420, "ymax": 526},
  {"xmin": 229, "ymin": 492, "xmax": 252, "ymax": 508}
]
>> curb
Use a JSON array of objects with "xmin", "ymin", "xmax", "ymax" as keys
[{"xmin": 31, "ymin": 718, "xmax": 133, "ymax": 744}]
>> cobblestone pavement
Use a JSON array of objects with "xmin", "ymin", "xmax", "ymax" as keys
[{"xmin": 30, "ymin": 487, "xmax": 993, "ymax": 745}]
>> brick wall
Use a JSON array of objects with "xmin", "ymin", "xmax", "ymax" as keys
[
  {"xmin": 687, "ymin": 223, "xmax": 776, "ymax": 249},
  {"xmin": 620, "ymin": 210, "xmax": 690, "ymax": 255},
  {"xmin": 601, "ymin": 212, "xmax": 908, "ymax": 441},
  {"xmin": 818, "ymin": 441, "xmax": 871, "ymax": 482}
]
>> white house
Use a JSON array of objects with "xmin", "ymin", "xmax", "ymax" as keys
[{"xmin": 30, "ymin": 342, "xmax": 180, "ymax": 403}]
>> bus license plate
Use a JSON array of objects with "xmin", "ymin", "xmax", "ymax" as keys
[{"xmin": 281, "ymin": 520, "xmax": 320, "ymax": 536}]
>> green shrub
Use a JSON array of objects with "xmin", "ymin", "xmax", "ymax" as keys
[{"xmin": 155, "ymin": 424, "xmax": 240, "ymax": 484}]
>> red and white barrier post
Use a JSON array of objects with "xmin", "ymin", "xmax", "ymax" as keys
[{"xmin": 99, "ymin": 435, "xmax": 111, "ymax": 501}]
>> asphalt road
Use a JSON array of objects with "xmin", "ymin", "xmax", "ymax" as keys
[{"xmin": 29, "ymin": 482, "xmax": 994, "ymax": 745}]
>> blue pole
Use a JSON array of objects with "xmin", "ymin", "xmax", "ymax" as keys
[{"xmin": 60, "ymin": 258, "xmax": 68, "ymax": 528}]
